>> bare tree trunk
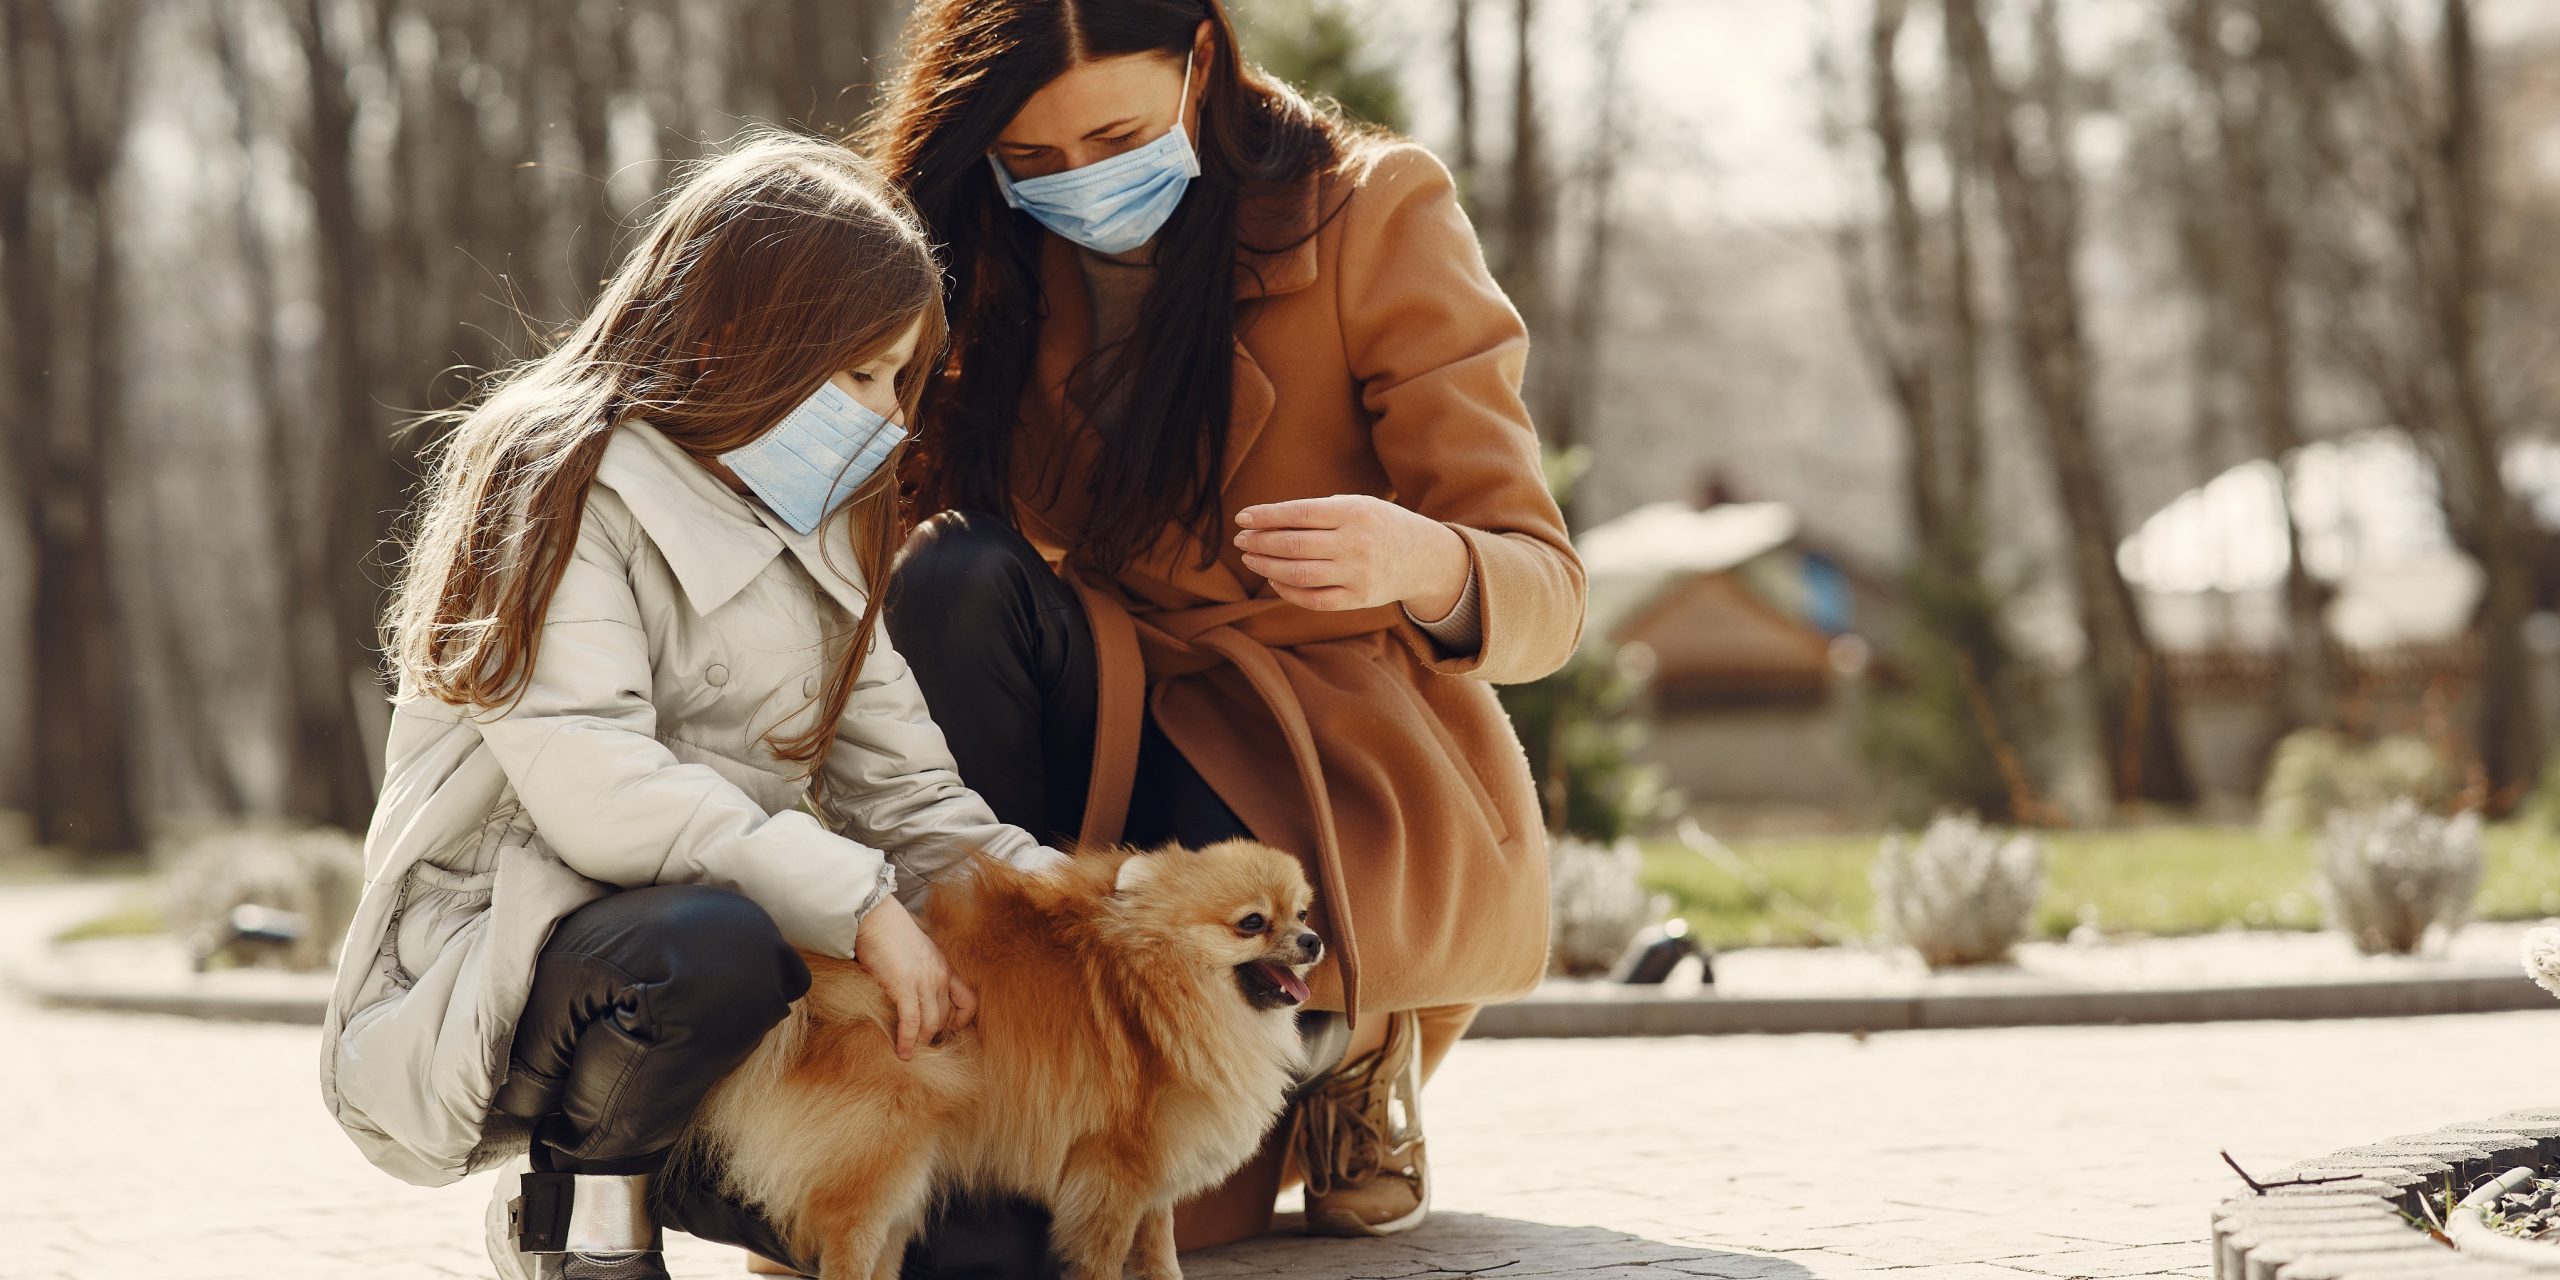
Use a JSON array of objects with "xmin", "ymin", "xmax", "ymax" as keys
[
  {"xmin": 1443, "ymin": 0, "xmax": 1484, "ymax": 194},
  {"xmin": 1, "ymin": 0, "xmax": 146, "ymax": 856},
  {"xmin": 1860, "ymin": 0, "xmax": 1944, "ymax": 559},
  {"xmin": 1501, "ymin": 0, "xmax": 1555, "ymax": 441},
  {"xmin": 1939, "ymin": 2, "xmax": 1988, "ymax": 522},
  {"xmin": 555, "ymin": 0, "xmax": 630, "ymax": 296},
  {"xmin": 290, "ymin": 0, "xmax": 395, "ymax": 828},
  {"xmin": 763, "ymin": 0, "xmax": 903, "ymax": 135},
  {"xmin": 2429, "ymin": 0, "xmax": 2540, "ymax": 796},
  {"xmin": 209, "ymin": 4, "xmax": 341, "ymax": 823},
  {"xmin": 1451, "ymin": 0, "xmax": 1479, "ymax": 202},
  {"xmin": 1946, "ymin": 0, "xmax": 2194, "ymax": 808},
  {"xmin": 2180, "ymin": 0, "xmax": 2333, "ymax": 729},
  {"xmin": 1548, "ymin": 0, "xmax": 1638, "ymax": 528}
]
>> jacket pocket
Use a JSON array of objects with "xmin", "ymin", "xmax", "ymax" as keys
[
  {"xmin": 385, "ymin": 809, "xmax": 511, "ymax": 985},
  {"xmin": 1411, "ymin": 686, "xmax": 1517, "ymax": 849},
  {"xmin": 391, "ymin": 858, "xmax": 495, "ymax": 984}
]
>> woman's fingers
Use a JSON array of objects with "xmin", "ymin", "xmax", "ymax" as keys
[
  {"xmin": 1236, "ymin": 495, "xmax": 1356, "ymax": 530},
  {"xmin": 1234, "ymin": 527, "xmax": 1338, "ymax": 559},
  {"xmin": 948, "ymin": 974, "xmax": 980, "ymax": 1032},
  {"xmin": 1241, "ymin": 551, "xmax": 1347, "ymax": 588}
]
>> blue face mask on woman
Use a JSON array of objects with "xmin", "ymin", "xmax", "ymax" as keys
[
  {"xmin": 988, "ymin": 49, "xmax": 1200, "ymax": 255},
  {"xmin": 719, "ymin": 378, "xmax": 908, "ymax": 536}
]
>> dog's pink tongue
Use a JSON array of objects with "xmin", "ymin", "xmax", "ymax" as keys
[{"xmin": 1275, "ymin": 965, "xmax": 1310, "ymax": 1006}]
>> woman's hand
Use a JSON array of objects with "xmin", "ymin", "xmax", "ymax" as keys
[
  {"xmin": 854, "ymin": 896, "xmax": 978, "ymax": 1060},
  {"xmin": 1234, "ymin": 495, "xmax": 1470, "ymax": 618}
]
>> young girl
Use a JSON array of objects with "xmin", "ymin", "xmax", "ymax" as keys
[{"xmin": 316, "ymin": 136, "xmax": 1065, "ymax": 1280}]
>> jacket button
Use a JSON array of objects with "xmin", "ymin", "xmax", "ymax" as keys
[
  {"xmin": 705, "ymin": 663, "xmax": 729, "ymax": 686},
  {"xmin": 802, "ymin": 675, "xmax": 820, "ymax": 698}
]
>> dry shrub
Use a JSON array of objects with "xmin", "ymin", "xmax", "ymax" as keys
[
  {"xmin": 159, "ymin": 824, "xmax": 365, "ymax": 971},
  {"xmin": 2314, "ymin": 800, "xmax": 2481, "ymax": 956},
  {"xmin": 1873, "ymin": 813, "xmax": 2045, "ymax": 968},
  {"xmin": 1548, "ymin": 835, "xmax": 1664, "ymax": 976}
]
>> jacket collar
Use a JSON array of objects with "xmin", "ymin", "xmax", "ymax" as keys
[
  {"xmin": 597, "ymin": 418, "xmax": 877, "ymax": 619},
  {"xmin": 595, "ymin": 420, "xmax": 785, "ymax": 616}
]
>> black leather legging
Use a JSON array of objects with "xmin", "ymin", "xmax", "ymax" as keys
[
  {"xmin": 492, "ymin": 884, "xmax": 1055, "ymax": 1279},
  {"xmin": 884, "ymin": 509, "xmax": 1255, "ymax": 850}
]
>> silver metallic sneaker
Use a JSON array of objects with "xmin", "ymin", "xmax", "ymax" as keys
[{"xmin": 485, "ymin": 1154, "xmax": 670, "ymax": 1280}]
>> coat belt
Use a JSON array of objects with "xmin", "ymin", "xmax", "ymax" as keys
[{"xmin": 1062, "ymin": 565, "xmax": 1397, "ymax": 1022}]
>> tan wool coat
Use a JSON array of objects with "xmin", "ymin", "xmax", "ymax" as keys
[{"xmin": 1004, "ymin": 138, "xmax": 1588, "ymax": 1020}]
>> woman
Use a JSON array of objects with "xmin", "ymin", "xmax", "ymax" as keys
[{"xmin": 868, "ymin": 0, "xmax": 1587, "ymax": 1249}]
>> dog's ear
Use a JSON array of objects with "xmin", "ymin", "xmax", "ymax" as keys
[{"xmin": 1113, "ymin": 854, "xmax": 1158, "ymax": 897}]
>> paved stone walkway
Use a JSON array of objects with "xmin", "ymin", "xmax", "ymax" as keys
[{"xmin": 9, "ymin": 880, "xmax": 2560, "ymax": 1279}]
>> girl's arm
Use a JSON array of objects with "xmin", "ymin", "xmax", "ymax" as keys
[
  {"xmin": 816, "ymin": 622, "xmax": 1068, "ymax": 905},
  {"xmin": 473, "ymin": 490, "xmax": 894, "ymax": 960}
]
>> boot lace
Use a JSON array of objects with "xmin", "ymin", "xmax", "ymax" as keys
[{"xmin": 1293, "ymin": 1050, "xmax": 1411, "ymax": 1197}]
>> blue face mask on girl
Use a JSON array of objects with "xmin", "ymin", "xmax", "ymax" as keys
[
  {"xmin": 719, "ymin": 378, "xmax": 908, "ymax": 536},
  {"xmin": 988, "ymin": 49, "xmax": 1201, "ymax": 255}
]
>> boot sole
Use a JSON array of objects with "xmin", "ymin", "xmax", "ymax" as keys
[
  {"xmin": 486, "ymin": 1172, "xmax": 538, "ymax": 1280},
  {"xmin": 1304, "ymin": 1175, "xmax": 1431, "ymax": 1238}
]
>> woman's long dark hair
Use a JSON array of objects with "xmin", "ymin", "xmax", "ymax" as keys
[{"xmin": 867, "ymin": 0, "xmax": 1347, "ymax": 574}]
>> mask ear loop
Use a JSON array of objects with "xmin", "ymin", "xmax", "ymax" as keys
[{"xmin": 1170, "ymin": 45, "xmax": 1206, "ymax": 184}]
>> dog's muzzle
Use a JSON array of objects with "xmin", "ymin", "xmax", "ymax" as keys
[{"xmin": 1237, "ymin": 933, "xmax": 1323, "ymax": 1010}]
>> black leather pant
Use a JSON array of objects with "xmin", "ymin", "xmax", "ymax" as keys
[
  {"xmin": 493, "ymin": 884, "xmax": 1056, "ymax": 1279},
  {"xmin": 885, "ymin": 509, "xmax": 1254, "ymax": 850}
]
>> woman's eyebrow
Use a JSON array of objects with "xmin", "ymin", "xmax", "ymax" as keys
[{"xmin": 1081, "ymin": 116, "xmax": 1139, "ymax": 139}]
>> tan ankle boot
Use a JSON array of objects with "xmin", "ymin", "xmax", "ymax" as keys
[{"xmin": 1293, "ymin": 1009, "xmax": 1430, "ymax": 1236}]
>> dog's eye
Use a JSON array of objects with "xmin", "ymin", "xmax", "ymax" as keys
[
  {"xmin": 1296, "ymin": 909, "xmax": 1310, "ymax": 922},
  {"xmin": 1238, "ymin": 913, "xmax": 1267, "ymax": 935}
]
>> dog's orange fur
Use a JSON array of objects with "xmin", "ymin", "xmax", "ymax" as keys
[{"xmin": 670, "ymin": 839, "xmax": 1320, "ymax": 1280}]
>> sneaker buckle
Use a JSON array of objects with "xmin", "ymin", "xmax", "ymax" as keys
[{"xmin": 514, "ymin": 1171, "xmax": 656, "ymax": 1253}]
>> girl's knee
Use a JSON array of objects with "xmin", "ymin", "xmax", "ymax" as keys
[{"xmin": 612, "ymin": 885, "xmax": 811, "ymax": 1030}]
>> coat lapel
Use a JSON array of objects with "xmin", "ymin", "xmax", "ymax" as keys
[
  {"xmin": 755, "ymin": 504, "xmax": 875, "ymax": 621},
  {"xmin": 599, "ymin": 421, "xmax": 786, "ymax": 616},
  {"xmin": 1220, "ymin": 173, "xmax": 1322, "ymax": 488},
  {"xmin": 1222, "ymin": 342, "xmax": 1276, "ymax": 488}
]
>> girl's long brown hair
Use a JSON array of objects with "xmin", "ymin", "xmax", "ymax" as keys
[{"xmin": 386, "ymin": 134, "xmax": 947, "ymax": 782}]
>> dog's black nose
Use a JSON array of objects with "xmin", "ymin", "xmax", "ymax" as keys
[{"xmin": 1297, "ymin": 932, "xmax": 1323, "ymax": 959}]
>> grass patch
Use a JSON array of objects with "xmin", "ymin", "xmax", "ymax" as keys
[
  {"xmin": 1640, "ymin": 822, "xmax": 2560, "ymax": 951},
  {"xmin": 49, "ymin": 894, "xmax": 163, "ymax": 945}
]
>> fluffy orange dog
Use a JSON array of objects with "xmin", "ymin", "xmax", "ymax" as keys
[{"xmin": 670, "ymin": 838, "xmax": 1322, "ymax": 1280}]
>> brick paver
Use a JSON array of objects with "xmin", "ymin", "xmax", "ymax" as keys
[{"xmin": 8, "ymin": 881, "xmax": 2558, "ymax": 1279}]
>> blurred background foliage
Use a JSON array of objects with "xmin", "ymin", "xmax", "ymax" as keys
[{"xmin": 16, "ymin": 0, "xmax": 2560, "ymax": 957}]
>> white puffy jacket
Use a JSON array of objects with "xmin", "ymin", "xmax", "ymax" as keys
[{"xmin": 317, "ymin": 418, "xmax": 1057, "ymax": 1186}]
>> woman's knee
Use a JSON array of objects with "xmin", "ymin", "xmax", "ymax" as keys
[{"xmin": 890, "ymin": 509, "xmax": 1050, "ymax": 630}]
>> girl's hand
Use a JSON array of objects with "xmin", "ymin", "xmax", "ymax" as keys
[
  {"xmin": 1233, "ymin": 495, "xmax": 1470, "ymax": 618},
  {"xmin": 854, "ymin": 896, "xmax": 979, "ymax": 1060}
]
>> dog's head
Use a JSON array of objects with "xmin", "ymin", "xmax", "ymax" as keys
[{"xmin": 1107, "ymin": 839, "xmax": 1323, "ymax": 1011}]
